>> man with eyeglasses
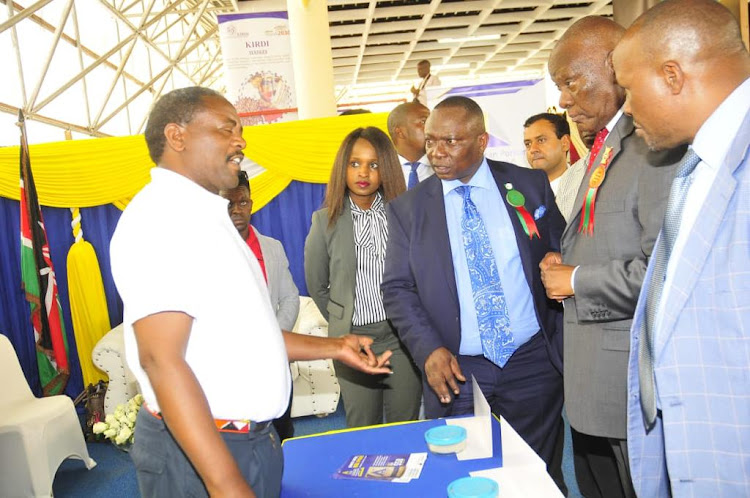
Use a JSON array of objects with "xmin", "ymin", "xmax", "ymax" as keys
[
  {"xmin": 220, "ymin": 170, "xmax": 299, "ymax": 441},
  {"xmin": 382, "ymin": 96, "xmax": 567, "ymax": 492}
]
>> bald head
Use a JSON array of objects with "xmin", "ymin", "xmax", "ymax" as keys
[
  {"xmin": 388, "ymin": 102, "xmax": 428, "ymax": 136},
  {"xmin": 554, "ymin": 16, "xmax": 624, "ymax": 56},
  {"xmin": 388, "ymin": 102, "xmax": 430, "ymax": 161},
  {"xmin": 433, "ymin": 96, "xmax": 486, "ymax": 134},
  {"xmin": 613, "ymin": 0, "xmax": 750, "ymax": 149},
  {"xmin": 548, "ymin": 16, "xmax": 625, "ymax": 145},
  {"xmin": 629, "ymin": 0, "xmax": 746, "ymax": 63}
]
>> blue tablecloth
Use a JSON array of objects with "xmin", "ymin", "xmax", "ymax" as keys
[{"xmin": 281, "ymin": 416, "xmax": 503, "ymax": 497}]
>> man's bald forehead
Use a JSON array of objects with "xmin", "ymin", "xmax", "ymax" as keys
[
  {"xmin": 428, "ymin": 105, "xmax": 485, "ymax": 135},
  {"xmin": 625, "ymin": 0, "xmax": 745, "ymax": 62},
  {"xmin": 551, "ymin": 15, "xmax": 625, "ymax": 63}
]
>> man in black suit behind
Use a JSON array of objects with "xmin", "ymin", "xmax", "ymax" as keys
[{"xmin": 382, "ymin": 96, "xmax": 566, "ymax": 491}]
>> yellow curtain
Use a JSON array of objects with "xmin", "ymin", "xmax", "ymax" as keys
[{"xmin": 0, "ymin": 112, "xmax": 389, "ymax": 212}]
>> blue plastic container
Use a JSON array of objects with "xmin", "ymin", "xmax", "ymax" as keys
[
  {"xmin": 424, "ymin": 425, "xmax": 467, "ymax": 454},
  {"xmin": 447, "ymin": 476, "xmax": 499, "ymax": 498}
]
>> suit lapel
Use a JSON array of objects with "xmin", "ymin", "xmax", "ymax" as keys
[
  {"xmin": 562, "ymin": 114, "xmax": 634, "ymax": 246},
  {"xmin": 655, "ymin": 109, "xmax": 750, "ymax": 358},
  {"xmin": 489, "ymin": 162, "xmax": 536, "ymax": 290},
  {"xmin": 336, "ymin": 200, "xmax": 358, "ymax": 296},
  {"xmin": 423, "ymin": 177, "xmax": 459, "ymax": 305}
]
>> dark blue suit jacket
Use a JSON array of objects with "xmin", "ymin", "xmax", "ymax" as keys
[{"xmin": 382, "ymin": 159, "xmax": 565, "ymax": 417}]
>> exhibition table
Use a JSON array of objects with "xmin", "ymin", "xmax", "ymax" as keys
[{"xmin": 281, "ymin": 414, "xmax": 563, "ymax": 497}]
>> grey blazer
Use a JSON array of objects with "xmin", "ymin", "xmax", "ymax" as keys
[
  {"xmin": 254, "ymin": 227, "xmax": 300, "ymax": 331},
  {"xmin": 304, "ymin": 202, "xmax": 357, "ymax": 338},
  {"xmin": 561, "ymin": 114, "xmax": 684, "ymax": 439}
]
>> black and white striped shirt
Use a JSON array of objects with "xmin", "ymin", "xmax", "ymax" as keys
[{"xmin": 350, "ymin": 193, "xmax": 388, "ymax": 326}]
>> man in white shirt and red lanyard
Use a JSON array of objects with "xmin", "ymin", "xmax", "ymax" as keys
[{"xmin": 111, "ymin": 86, "xmax": 392, "ymax": 498}]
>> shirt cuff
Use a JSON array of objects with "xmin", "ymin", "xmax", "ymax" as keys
[{"xmin": 571, "ymin": 265, "xmax": 580, "ymax": 293}]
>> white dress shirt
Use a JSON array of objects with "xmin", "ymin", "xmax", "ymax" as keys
[{"xmin": 399, "ymin": 154, "xmax": 434, "ymax": 187}]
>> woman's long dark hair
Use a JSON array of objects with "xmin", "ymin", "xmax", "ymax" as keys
[{"xmin": 324, "ymin": 127, "xmax": 406, "ymax": 226}]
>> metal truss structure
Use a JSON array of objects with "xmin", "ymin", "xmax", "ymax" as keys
[
  {"xmin": 0, "ymin": 0, "xmax": 238, "ymax": 142},
  {"xmin": 0, "ymin": 0, "xmax": 613, "ymax": 143}
]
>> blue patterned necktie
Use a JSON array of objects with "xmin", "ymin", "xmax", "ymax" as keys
[
  {"xmin": 407, "ymin": 162, "xmax": 420, "ymax": 190},
  {"xmin": 456, "ymin": 185, "xmax": 515, "ymax": 367},
  {"xmin": 639, "ymin": 149, "xmax": 702, "ymax": 428}
]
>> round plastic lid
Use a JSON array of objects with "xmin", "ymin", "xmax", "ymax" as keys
[
  {"xmin": 447, "ymin": 476, "xmax": 499, "ymax": 498},
  {"xmin": 424, "ymin": 425, "xmax": 467, "ymax": 446}
]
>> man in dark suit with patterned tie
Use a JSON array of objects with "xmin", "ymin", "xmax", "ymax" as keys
[
  {"xmin": 387, "ymin": 102, "xmax": 433, "ymax": 189},
  {"xmin": 382, "ymin": 96, "xmax": 567, "ymax": 492}
]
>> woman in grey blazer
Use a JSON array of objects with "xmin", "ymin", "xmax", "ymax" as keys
[{"xmin": 304, "ymin": 127, "xmax": 422, "ymax": 428}]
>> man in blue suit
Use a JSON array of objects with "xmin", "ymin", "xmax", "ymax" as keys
[
  {"xmin": 382, "ymin": 96, "xmax": 566, "ymax": 490},
  {"xmin": 612, "ymin": 1, "xmax": 750, "ymax": 496}
]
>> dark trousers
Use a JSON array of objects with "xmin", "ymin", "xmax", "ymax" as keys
[
  {"xmin": 448, "ymin": 333, "xmax": 567, "ymax": 495},
  {"xmin": 131, "ymin": 409, "xmax": 283, "ymax": 498},
  {"xmin": 571, "ymin": 428, "xmax": 635, "ymax": 498}
]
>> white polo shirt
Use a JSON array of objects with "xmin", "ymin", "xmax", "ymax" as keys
[{"xmin": 110, "ymin": 167, "xmax": 290, "ymax": 422}]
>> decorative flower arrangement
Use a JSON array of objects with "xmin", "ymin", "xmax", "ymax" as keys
[{"xmin": 92, "ymin": 393, "xmax": 143, "ymax": 447}]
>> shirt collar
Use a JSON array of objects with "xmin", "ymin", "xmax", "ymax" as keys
[
  {"xmin": 245, "ymin": 225, "xmax": 260, "ymax": 245},
  {"xmin": 349, "ymin": 191, "xmax": 384, "ymax": 213},
  {"xmin": 398, "ymin": 154, "xmax": 429, "ymax": 166},
  {"xmin": 691, "ymin": 76, "xmax": 750, "ymax": 171},
  {"xmin": 151, "ymin": 167, "xmax": 229, "ymax": 213},
  {"xmin": 605, "ymin": 108, "xmax": 624, "ymax": 133},
  {"xmin": 441, "ymin": 157, "xmax": 492, "ymax": 197}
]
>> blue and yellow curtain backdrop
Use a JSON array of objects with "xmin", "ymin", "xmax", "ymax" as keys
[{"xmin": 0, "ymin": 112, "xmax": 388, "ymax": 397}]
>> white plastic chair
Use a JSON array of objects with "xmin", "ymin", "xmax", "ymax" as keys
[
  {"xmin": 0, "ymin": 334, "xmax": 96, "ymax": 498},
  {"xmin": 289, "ymin": 297, "xmax": 341, "ymax": 418}
]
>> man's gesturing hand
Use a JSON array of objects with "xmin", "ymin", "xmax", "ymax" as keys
[
  {"xmin": 424, "ymin": 347, "xmax": 466, "ymax": 404},
  {"xmin": 336, "ymin": 335, "xmax": 393, "ymax": 375}
]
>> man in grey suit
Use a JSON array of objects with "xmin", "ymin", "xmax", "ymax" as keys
[
  {"xmin": 221, "ymin": 170, "xmax": 299, "ymax": 439},
  {"xmin": 542, "ymin": 16, "xmax": 684, "ymax": 498}
]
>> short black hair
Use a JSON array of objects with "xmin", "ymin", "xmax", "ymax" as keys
[
  {"xmin": 523, "ymin": 113, "xmax": 570, "ymax": 139},
  {"xmin": 387, "ymin": 101, "xmax": 428, "ymax": 136},
  {"xmin": 237, "ymin": 170, "xmax": 250, "ymax": 192},
  {"xmin": 433, "ymin": 96, "xmax": 485, "ymax": 132},
  {"xmin": 144, "ymin": 86, "xmax": 224, "ymax": 164}
]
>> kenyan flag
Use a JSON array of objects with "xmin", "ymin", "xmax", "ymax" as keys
[{"xmin": 18, "ymin": 110, "xmax": 69, "ymax": 396}]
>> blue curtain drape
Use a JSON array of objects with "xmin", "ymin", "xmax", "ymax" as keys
[
  {"xmin": 0, "ymin": 179, "xmax": 325, "ymax": 396},
  {"xmin": 0, "ymin": 197, "xmax": 124, "ymax": 397}
]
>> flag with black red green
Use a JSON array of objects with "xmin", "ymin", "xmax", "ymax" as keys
[{"xmin": 18, "ymin": 110, "xmax": 70, "ymax": 395}]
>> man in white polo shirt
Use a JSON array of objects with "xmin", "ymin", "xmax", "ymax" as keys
[{"xmin": 110, "ymin": 86, "xmax": 392, "ymax": 498}]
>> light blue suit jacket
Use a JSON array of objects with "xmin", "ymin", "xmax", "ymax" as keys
[{"xmin": 627, "ymin": 107, "xmax": 750, "ymax": 497}]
